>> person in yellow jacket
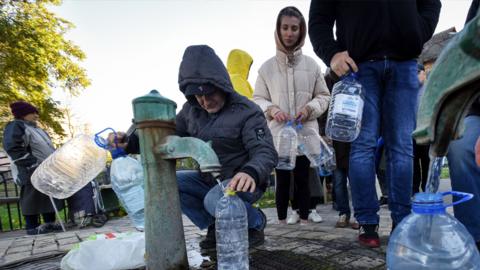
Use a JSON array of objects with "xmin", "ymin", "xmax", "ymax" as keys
[{"xmin": 227, "ymin": 49, "xmax": 254, "ymax": 99}]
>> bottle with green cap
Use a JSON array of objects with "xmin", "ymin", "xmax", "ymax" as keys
[{"xmin": 215, "ymin": 188, "xmax": 248, "ymax": 270}]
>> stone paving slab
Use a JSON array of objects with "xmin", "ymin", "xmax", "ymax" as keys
[{"xmin": 0, "ymin": 205, "xmax": 393, "ymax": 269}]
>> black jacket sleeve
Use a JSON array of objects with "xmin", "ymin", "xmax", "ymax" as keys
[
  {"xmin": 308, "ymin": 0, "xmax": 342, "ymax": 67},
  {"xmin": 417, "ymin": 0, "xmax": 442, "ymax": 44},
  {"xmin": 175, "ymin": 108, "xmax": 190, "ymax": 137},
  {"xmin": 238, "ymin": 107, "xmax": 278, "ymax": 188},
  {"xmin": 124, "ymin": 106, "xmax": 191, "ymax": 155},
  {"xmin": 2, "ymin": 121, "xmax": 37, "ymax": 168}
]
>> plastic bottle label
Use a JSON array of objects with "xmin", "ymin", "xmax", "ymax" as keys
[{"xmin": 333, "ymin": 94, "xmax": 361, "ymax": 117}]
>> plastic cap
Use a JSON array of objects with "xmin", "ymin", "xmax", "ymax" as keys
[
  {"xmin": 225, "ymin": 189, "xmax": 236, "ymax": 196},
  {"xmin": 412, "ymin": 192, "xmax": 445, "ymax": 214}
]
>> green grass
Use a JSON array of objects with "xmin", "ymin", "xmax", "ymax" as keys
[
  {"xmin": 256, "ymin": 189, "xmax": 276, "ymax": 209},
  {"xmin": 0, "ymin": 204, "xmax": 23, "ymax": 230},
  {"xmin": 440, "ymin": 167, "xmax": 450, "ymax": 179}
]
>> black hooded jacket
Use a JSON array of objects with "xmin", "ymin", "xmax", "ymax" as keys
[{"xmin": 176, "ymin": 45, "xmax": 277, "ymax": 191}]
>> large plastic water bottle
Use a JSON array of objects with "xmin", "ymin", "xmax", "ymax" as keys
[
  {"xmin": 215, "ymin": 189, "xmax": 248, "ymax": 270},
  {"xmin": 387, "ymin": 192, "xmax": 480, "ymax": 269},
  {"xmin": 325, "ymin": 73, "xmax": 364, "ymax": 142},
  {"xmin": 31, "ymin": 133, "xmax": 108, "ymax": 199},
  {"xmin": 276, "ymin": 121, "xmax": 297, "ymax": 170},
  {"xmin": 296, "ymin": 124, "xmax": 333, "ymax": 167},
  {"xmin": 110, "ymin": 155, "xmax": 145, "ymax": 231}
]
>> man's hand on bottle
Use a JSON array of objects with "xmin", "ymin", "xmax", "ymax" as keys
[
  {"xmin": 228, "ymin": 172, "xmax": 256, "ymax": 193},
  {"xmin": 330, "ymin": 51, "xmax": 359, "ymax": 77},
  {"xmin": 107, "ymin": 131, "xmax": 128, "ymax": 149}
]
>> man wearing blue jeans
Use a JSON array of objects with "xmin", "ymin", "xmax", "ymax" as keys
[
  {"xmin": 309, "ymin": 0, "xmax": 441, "ymax": 247},
  {"xmin": 120, "ymin": 45, "xmax": 277, "ymax": 249}
]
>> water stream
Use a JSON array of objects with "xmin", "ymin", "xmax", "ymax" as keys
[{"xmin": 424, "ymin": 156, "xmax": 444, "ymax": 193}]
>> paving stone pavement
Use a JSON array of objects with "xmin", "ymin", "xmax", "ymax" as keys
[{"xmin": 0, "ymin": 204, "xmax": 399, "ymax": 269}]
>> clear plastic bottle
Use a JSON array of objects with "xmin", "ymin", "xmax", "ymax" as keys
[
  {"xmin": 387, "ymin": 192, "xmax": 480, "ymax": 270},
  {"xmin": 325, "ymin": 73, "xmax": 364, "ymax": 142},
  {"xmin": 276, "ymin": 121, "xmax": 297, "ymax": 170},
  {"xmin": 31, "ymin": 134, "xmax": 107, "ymax": 199},
  {"xmin": 215, "ymin": 189, "xmax": 248, "ymax": 270},
  {"xmin": 296, "ymin": 124, "xmax": 333, "ymax": 167},
  {"xmin": 110, "ymin": 155, "xmax": 145, "ymax": 231},
  {"xmin": 318, "ymin": 146, "xmax": 336, "ymax": 176}
]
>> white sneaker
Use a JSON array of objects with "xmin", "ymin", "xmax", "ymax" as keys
[
  {"xmin": 308, "ymin": 210, "xmax": 323, "ymax": 223},
  {"xmin": 287, "ymin": 211, "xmax": 300, "ymax": 225}
]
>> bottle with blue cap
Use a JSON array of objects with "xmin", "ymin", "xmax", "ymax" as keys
[
  {"xmin": 31, "ymin": 130, "xmax": 109, "ymax": 199},
  {"xmin": 325, "ymin": 72, "xmax": 364, "ymax": 142},
  {"xmin": 387, "ymin": 191, "xmax": 480, "ymax": 269},
  {"xmin": 101, "ymin": 128, "xmax": 145, "ymax": 231},
  {"xmin": 276, "ymin": 120, "xmax": 297, "ymax": 170}
]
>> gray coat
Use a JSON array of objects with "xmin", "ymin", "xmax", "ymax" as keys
[
  {"xmin": 3, "ymin": 120, "xmax": 64, "ymax": 215},
  {"xmin": 177, "ymin": 45, "xmax": 278, "ymax": 190}
]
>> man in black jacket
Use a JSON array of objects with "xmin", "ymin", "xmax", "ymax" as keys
[
  {"xmin": 309, "ymin": 0, "xmax": 441, "ymax": 248},
  {"xmin": 120, "ymin": 45, "xmax": 277, "ymax": 249}
]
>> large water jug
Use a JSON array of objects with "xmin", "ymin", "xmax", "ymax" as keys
[
  {"xmin": 31, "ymin": 132, "xmax": 108, "ymax": 199},
  {"xmin": 215, "ymin": 189, "xmax": 248, "ymax": 270},
  {"xmin": 276, "ymin": 121, "xmax": 297, "ymax": 170},
  {"xmin": 296, "ymin": 124, "xmax": 333, "ymax": 167},
  {"xmin": 110, "ymin": 155, "xmax": 145, "ymax": 231},
  {"xmin": 387, "ymin": 192, "xmax": 480, "ymax": 270},
  {"xmin": 325, "ymin": 73, "xmax": 364, "ymax": 142}
]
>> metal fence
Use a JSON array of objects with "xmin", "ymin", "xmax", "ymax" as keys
[
  {"xmin": 0, "ymin": 170, "xmax": 23, "ymax": 231},
  {"xmin": 0, "ymin": 152, "xmax": 69, "ymax": 232}
]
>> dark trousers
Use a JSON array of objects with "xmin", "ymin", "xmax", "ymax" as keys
[
  {"xmin": 276, "ymin": 156, "xmax": 311, "ymax": 220},
  {"xmin": 24, "ymin": 213, "xmax": 56, "ymax": 230},
  {"xmin": 413, "ymin": 141, "xmax": 430, "ymax": 194}
]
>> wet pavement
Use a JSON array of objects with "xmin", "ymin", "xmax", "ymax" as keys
[
  {"xmin": 0, "ymin": 205, "xmax": 391, "ymax": 270},
  {"xmin": 0, "ymin": 179, "xmax": 453, "ymax": 269}
]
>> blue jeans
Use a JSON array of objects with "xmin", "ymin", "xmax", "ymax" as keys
[
  {"xmin": 333, "ymin": 168, "xmax": 350, "ymax": 217},
  {"xmin": 176, "ymin": 170, "xmax": 265, "ymax": 230},
  {"xmin": 349, "ymin": 59, "xmax": 418, "ymax": 225},
  {"xmin": 447, "ymin": 115, "xmax": 480, "ymax": 242}
]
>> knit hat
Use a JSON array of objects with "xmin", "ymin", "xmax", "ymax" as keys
[{"xmin": 10, "ymin": 101, "xmax": 39, "ymax": 119}]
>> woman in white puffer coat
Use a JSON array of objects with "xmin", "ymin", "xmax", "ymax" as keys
[{"xmin": 253, "ymin": 6, "xmax": 330, "ymax": 225}]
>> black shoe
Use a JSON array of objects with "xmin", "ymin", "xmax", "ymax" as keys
[
  {"xmin": 248, "ymin": 228, "xmax": 265, "ymax": 248},
  {"xmin": 199, "ymin": 224, "xmax": 216, "ymax": 249},
  {"xmin": 248, "ymin": 209, "xmax": 266, "ymax": 248},
  {"xmin": 44, "ymin": 222, "xmax": 63, "ymax": 231}
]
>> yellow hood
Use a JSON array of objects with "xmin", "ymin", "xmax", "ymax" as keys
[
  {"xmin": 227, "ymin": 49, "xmax": 253, "ymax": 80},
  {"xmin": 227, "ymin": 49, "xmax": 254, "ymax": 99}
]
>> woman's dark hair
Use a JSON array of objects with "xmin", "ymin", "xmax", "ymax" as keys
[{"xmin": 276, "ymin": 6, "xmax": 305, "ymax": 48}]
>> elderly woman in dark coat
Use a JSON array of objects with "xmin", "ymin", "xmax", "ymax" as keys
[{"xmin": 3, "ymin": 101, "xmax": 64, "ymax": 235}]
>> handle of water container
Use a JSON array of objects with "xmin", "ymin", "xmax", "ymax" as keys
[
  {"xmin": 442, "ymin": 191, "xmax": 474, "ymax": 208},
  {"xmin": 94, "ymin": 127, "xmax": 117, "ymax": 149},
  {"xmin": 94, "ymin": 128, "xmax": 127, "ymax": 159}
]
